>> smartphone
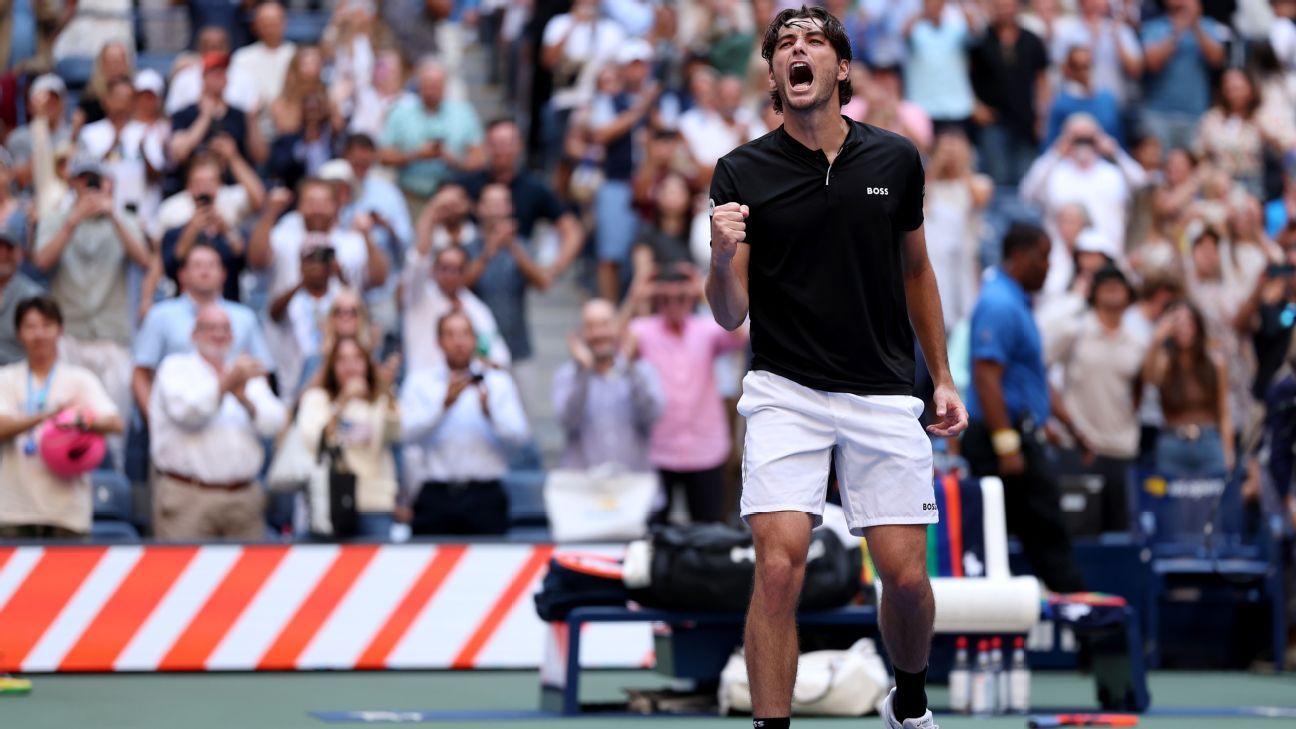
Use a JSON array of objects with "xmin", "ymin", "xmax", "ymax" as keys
[
  {"xmin": 195, "ymin": 193, "xmax": 214, "ymax": 207},
  {"xmin": 470, "ymin": 373, "xmax": 485, "ymax": 384},
  {"xmin": 1268, "ymin": 263, "xmax": 1296, "ymax": 277}
]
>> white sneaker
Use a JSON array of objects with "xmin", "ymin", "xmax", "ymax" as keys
[{"xmin": 880, "ymin": 688, "xmax": 939, "ymax": 729}]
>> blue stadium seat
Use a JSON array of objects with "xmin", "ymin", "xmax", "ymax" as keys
[
  {"xmin": 91, "ymin": 520, "xmax": 140, "ymax": 541},
  {"xmin": 503, "ymin": 469, "xmax": 547, "ymax": 527},
  {"xmin": 91, "ymin": 469, "xmax": 133, "ymax": 523},
  {"xmin": 54, "ymin": 57, "xmax": 95, "ymax": 92},
  {"xmin": 135, "ymin": 52, "xmax": 178, "ymax": 80},
  {"xmin": 284, "ymin": 12, "xmax": 330, "ymax": 46}
]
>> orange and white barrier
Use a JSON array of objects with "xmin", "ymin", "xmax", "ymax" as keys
[{"xmin": 0, "ymin": 544, "xmax": 652, "ymax": 673}]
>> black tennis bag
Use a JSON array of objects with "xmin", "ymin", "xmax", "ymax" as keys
[
  {"xmin": 630, "ymin": 524, "xmax": 862, "ymax": 612},
  {"xmin": 534, "ymin": 553, "xmax": 629, "ymax": 622}
]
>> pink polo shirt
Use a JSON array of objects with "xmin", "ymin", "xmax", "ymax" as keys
[{"xmin": 630, "ymin": 315, "xmax": 747, "ymax": 472}]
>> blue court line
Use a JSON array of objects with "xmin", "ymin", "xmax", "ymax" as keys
[{"xmin": 312, "ymin": 707, "xmax": 1296, "ymax": 723}]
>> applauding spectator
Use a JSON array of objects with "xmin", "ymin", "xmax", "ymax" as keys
[
  {"xmin": 8, "ymin": 75, "xmax": 72, "ymax": 192},
  {"xmin": 169, "ymin": 52, "xmax": 268, "ymax": 170},
  {"xmin": 555, "ymin": 298, "xmax": 663, "ymax": 471},
  {"xmin": 970, "ymin": 0, "xmax": 1050, "ymax": 188},
  {"xmin": 0, "ymin": 297, "xmax": 123, "ymax": 539},
  {"xmin": 149, "ymin": 304, "xmax": 284, "ymax": 540},
  {"xmin": 229, "ymin": 1, "xmax": 297, "ymax": 111},
  {"xmin": 166, "ymin": 26, "xmax": 260, "ymax": 116},
  {"xmin": 400, "ymin": 311, "xmax": 530, "ymax": 535},
  {"xmin": 1139, "ymin": 0, "xmax": 1226, "ymax": 150}
]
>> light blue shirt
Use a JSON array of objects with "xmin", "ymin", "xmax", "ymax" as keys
[
  {"xmin": 380, "ymin": 96, "xmax": 484, "ymax": 197},
  {"xmin": 1141, "ymin": 17, "xmax": 1227, "ymax": 116},
  {"xmin": 133, "ymin": 295, "xmax": 274, "ymax": 372},
  {"xmin": 904, "ymin": 10, "xmax": 974, "ymax": 120}
]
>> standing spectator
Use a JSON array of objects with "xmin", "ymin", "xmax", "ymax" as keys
[
  {"xmin": 1122, "ymin": 271, "xmax": 1185, "ymax": 469},
  {"xmin": 295, "ymin": 336, "xmax": 401, "ymax": 539},
  {"xmin": 970, "ymin": 0, "xmax": 1051, "ymax": 187},
  {"xmin": 630, "ymin": 274, "xmax": 748, "ymax": 524},
  {"xmin": 464, "ymin": 183, "xmax": 549, "ymax": 374},
  {"xmin": 150, "ymin": 304, "xmax": 284, "ymax": 540},
  {"xmin": 169, "ymin": 52, "xmax": 268, "ymax": 170},
  {"xmin": 268, "ymin": 240, "xmax": 348, "ymax": 388},
  {"xmin": 73, "ymin": 41, "xmax": 133, "ymax": 130},
  {"xmin": 267, "ymin": 91, "xmax": 344, "ymax": 193},
  {"xmin": 350, "ymin": 48, "xmax": 409, "ymax": 140},
  {"xmin": 1022, "ymin": 114, "xmax": 1148, "ymax": 254},
  {"xmin": 849, "ymin": 64, "xmax": 935, "ymax": 153},
  {"xmin": 459, "ymin": 118, "xmax": 585, "ymax": 277},
  {"xmin": 1048, "ymin": 266, "xmax": 1147, "ymax": 531},
  {"xmin": 0, "ymin": 232, "xmax": 45, "ymax": 366},
  {"xmin": 631, "ymin": 172, "xmax": 696, "ymax": 285},
  {"xmin": 382, "ymin": 0, "xmax": 454, "ymax": 70},
  {"xmin": 1196, "ymin": 69, "xmax": 1295, "ymax": 198},
  {"xmin": 1041, "ymin": 205, "xmax": 1097, "ymax": 301},
  {"xmin": 270, "ymin": 45, "xmax": 335, "ymax": 136},
  {"xmin": 902, "ymin": 0, "xmax": 977, "ymax": 134},
  {"xmin": 0, "ymin": 297, "xmax": 123, "ymax": 539},
  {"xmin": 132, "ymin": 244, "xmax": 272, "ymax": 416},
  {"xmin": 1139, "ymin": 0, "xmax": 1226, "ymax": 150},
  {"xmin": 229, "ymin": 1, "xmax": 297, "ymax": 111},
  {"xmin": 342, "ymin": 133, "xmax": 413, "ymax": 253},
  {"xmin": 298, "ymin": 288, "xmax": 392, "ymax": 390},
  {"xmin": 0, "ymin": 0, "xmax": 62, "ymax": 74},
  {"xmin": 414, "ymin": 182, "xmax": 477, "ymax": 252},
  {"xmin": 33, "ymin": 160, "xmax": 149, "ymax": 464},
  {"xmin": 156, "ymin": 149, "xmax": 264, "ymax": 301},
  {"xmin": 1049, "ymin": 0, "xmax": 1143, "ymax": 107},
  {"xmin": 962, "ymin": 224, "xmax": 1088, "ymax": 592},
  {"xmin": 679, "ymin": 71, "xmax": 766, "ymax": 177},
  {"xmin": 7, "ymin": 74, "xmax": 71, "ymax": 192},
  {"xmin": 322, "ymin": 0, "xmax": 378, "ymax": 118},
  {"xmin": 1044, "ymin": 45, "xmax": 1124, "ymax": 148},
  {"xmin": 400, "ymin": 311, "xmax": 530, "ymax": 535},
  {"xmin": 402, "ymin": 240, "xmax": 510, "ymax": 372},
  {"xmin": 130, "ymin": 70, "xmax": 172, "ymax": 219},
  {"xmin": 379, "ymin": 58, "xmax": 485, "ymax": 216},
  {"xmin": 554, "ymin": 298, "xmax": 663, "ymax": 471},
  {"xmin": 76, "ymin": 76, "xmax": 166, "ymax": 217},
  {"xmin": 1143, "ymin": 301, "xmax": 1232, "ymax": 477},
  {"xmin": 166, "ymin": 26, "xmax": 261, "ymax": 116},
  {"xmin": 588, "ymin": 44, "xmax": 659, "ymax": 302},
  {"xmin": 539, "ymin": 0, "xmax": 627, "ymax": 162},
  {"xmin": 924, "ymin": 131, "xmax": 992, "ymax": 330}
]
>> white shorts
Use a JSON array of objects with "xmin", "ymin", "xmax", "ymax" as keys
[{"xmin": 737, "ymin": 370, "xmax": 937, "ymax": 536}]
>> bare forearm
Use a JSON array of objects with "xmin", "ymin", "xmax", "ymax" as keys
[
  {"xmin": 35, "ymin": 220, "xmax": 78, "ymax": 271},
  {"xmin": 0, "ymin": 412, "xmax": 48, "ymax": 440},
  {"xmin": 230, "ymin": 157, "xmax": 265, "ymax": 210},
  {"xmin": 972, "ymin": 366, "xmax": 1013, "ymax": 432},
  {"xmin": 248, "ymin": 215, "xmax": 276, "ymax": 270},
  {"xmin": 904, "ymin": 265, "xmax": 951, "ymax": 385},
  {"xmin": 113, "ymin": 216, "xmax": 153, "ymax": 268},
  {"xmin": 706, "ymin": 256, "xmax": 748, "ymax": 331},
  {"xmin": 549, "ymin": 214, "xmax": 585, "ymax": 275},
  {"xmin": 1144, "ymin": 38, "xmax": 1176, "ymax": 72}
]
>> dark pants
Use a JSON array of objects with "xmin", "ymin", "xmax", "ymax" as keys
[
  {"xmin": 659, "ymin": 465, "xmax": 727, "ymax": 524},
  {"xmin": 963, "ymin": 421, "xmax": 1088, "ymax": 593},
  {"xmin": 412, "ymin": 480, "xmax": 509, "ymax": 536},
  {"xmin": 1265, "ymin": 375, "xmax": 1296, "ymax": 499},
  {"xmin": 1089, "ymin": 455, "xmax": 1133, "ymax": 532},
  {"xmin": 0, "ymin": 524, "xmax": 85, "ymax": 539}
]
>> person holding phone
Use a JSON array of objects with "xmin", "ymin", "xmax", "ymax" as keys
[{"xmin": 400, "ymin": 311, "xmax": 530, "ymax": 535}]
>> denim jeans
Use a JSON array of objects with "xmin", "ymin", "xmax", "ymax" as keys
[
  {"xmin": 977, "ymin": 123, "xmax": 1038, "ymax": 188},
  {"xmin": 594, "ymin": 180, "xmax": 637, "ymax": 264},
  {"xmin": 1155, "ymin": 426, "xmax": 1226, "ymax": 478},
  {"xmin": 1139, "ymin": 110, "xmax": 1199, "ymax": 152},
  {"xmin": 355, "ymin": 513, "xmax": 395, "ymax": 541}
]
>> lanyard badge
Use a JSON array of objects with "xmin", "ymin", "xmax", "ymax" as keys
[{"xmin": 23, "ymin": 364, "xmax": 56, "ymax": 456}]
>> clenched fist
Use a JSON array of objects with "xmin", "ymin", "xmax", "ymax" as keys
[{"xmin": 710, "ymin": 201, "xmax": 749, "ymax": 262}]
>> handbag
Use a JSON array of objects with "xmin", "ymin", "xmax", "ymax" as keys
[
  {"xmin": 307, "ymin": 431, "xmax": 359, "ymax": 538},
  {"xmin": 718, "ymin": 639, "xmax": 890, "ymax": 717},
  {"xmin": 266, "ymin": 424, "xmax": 314, "ymax": 493},
  {"xmin": 542, "ymin": 465, "xmax": 657, "ymax": 543}
]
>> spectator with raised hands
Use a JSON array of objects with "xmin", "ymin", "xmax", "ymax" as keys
[
  {"xmin": 73, "ymin": 41, "xmax": 134, "ymax": 132},
  {"xmin": 970, "ymin": 0, "xmax": 1050, "ymax": 188},
  {"xmin": 901, "ymin": 0, "xmax": 978, "ymax": 136},
  {"xmin": 539, "ymin": 0, "xmax": 627, "ymax": 163},
  {"xmin": 349, "ymin": 49, "xmax": 409, "ymax": 140},
  {"xmin": 8, "ymin": 75, "xmax": 72, "ymax": 193},
  {"xmin": 270, "ymin": 45, "xmax": 343, "ymax": 137},
  {"xmin": 1195, "ymin": 69, "xmax": 1296, "ymax": 198},
  {"xmin": 169, "ymin": 52, "xmax": 269, "ymax": 170},
  {"xmin": 1139, "ymin": 0, "xmax": 1227, "ymax": 150},
  {"xmin": 400, "ymin": 310, "xmax": 530, "ymax": 536},
  {"xmin": 166, "ymin": 26, "xmax": 260, "ymax": 116},
  {"xmin": 229, "ymin": 1, "xmax": 297, "ymax": 111},
  {"xmin": 1044, "ymin": 45, "xmax": 1123, "ymax": 149},
  {"xmin": 414, "ymin": 182, "xmax": 477, "ymax": 253},
  {"xmin": 76, "ymin": 75, "xmax": 167, "ymax": 221},
  {"xmin": 554, "ymin": 298, "xmax": 663, "ymax": 472},
  {"xmin": 0, "ymin": 233, "xmax": 45, "ymax": 367},
  {"xmin": 341, "ymin": 134, "xmax": 413, "ymax": 255},
  {"xmin": 401, "ymin": 236, "xmax": 510, "ymax": 373},
  {"xmin": 0, "ymin": 297, "xmax": 123, "ymax": 539},
  {"xmin": 149, "ymin": 304, "xmax": 283, "ymax": 540},
  {"xmin": 1048, "ymin": 0, "xmax": 1142, "ymax": 108},
  {"xmin": 267, "ymin": 91, "xmax": 345, "ymax": 193},
  {"xmin": 924, "ymin": 130, "xmax": 992, "ymax": 331}
]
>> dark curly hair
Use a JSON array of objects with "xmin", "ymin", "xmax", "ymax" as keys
[{"xmin": 760, "ymin": 5, "xmax": 853, "ymax": 114}]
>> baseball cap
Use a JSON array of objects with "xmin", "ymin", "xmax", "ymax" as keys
[
  {"xmin": 616, "ymin": 38, "xmax": 654, "ymax": 66},
  {"xmin": 68, "ymin": 156, "xmax": 110, "ymax": 180},
  {"xmin": 31, "ymin": 73, "xmax": 66, "ymax": 98},
  {"xmin": 39, "ymin": 409, "xmax": 108, "ymax": 479},
  {"xmin": 135, "ymin": 69, "xmax": 165, "ymax": 96},
  {"xmin": 301, "ymin": 232, "xmax": 334, "ymax": 258},
  {"xmin": 202, "ymin": 51, "xmax": 230, "ymax": 74},
  {"xmin": 1075, "ymin": 229, "xmax": 1117, "ymax": 257},
  {"xmin": 317, "ymin": 159, "xmax": 356, "ymax": 187}
]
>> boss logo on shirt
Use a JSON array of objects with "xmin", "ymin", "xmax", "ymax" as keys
[
  {"xmin": 922, "ymin": 502, "xmax": 938, "ymax": 511},
  {"xmin": 866, "ymin": 187, "xmax": 889, "ymax": 196}
]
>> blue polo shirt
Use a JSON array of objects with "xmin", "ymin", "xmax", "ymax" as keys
[
  {"xmin": 133, "ymin": 295, "xmax": 274, "ymax": 372},
  {"xmin": 965, "ymin": 270, "xmax": 1050, "ymax": 425}
]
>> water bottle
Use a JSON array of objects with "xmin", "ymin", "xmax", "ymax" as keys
[
  {"xmin": 970, "ymin": 640, "xmax": 992, "ymax": 716},
  {"xmin": 1009, "ymin": 637, "xmax": 1032, "ymax": 713},
  {"xmin": 948, "ymin": 636, "xmax": 971, "ymax": 714},
  {"xmin": 992, "ymin": 637, "xmax": 1007, "ymax": 713}
]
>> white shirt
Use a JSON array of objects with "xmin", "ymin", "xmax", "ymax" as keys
[
  {"xmin": 268, "ymin": 216, "xmax": 371, "ymax": 296},
  {"xmin": 165, "ymin": 64, "xmax": 261, "ymax": 116},
  {"xmin": 149, "ymin": 352, "xmax": 286, "ymax": 483},
  {"xmin": 678, "ymin": 107, "xmax": 765, "ymax": 168},
  {"xmin": 1050, "ymin": 16, "xmax": 1142, "ymax": 105},
  {"xmin": 400, "ymin": 365, "xmax": 530, "ymax": 484},
  {"xmin": 77, "ymin": 119, "xmax": 167, "ymax": 216},
  {"xmin": 1021, "ymin": 149, "xmax": 1148, "ymax": 256},
  {"xmin": 283, "ymin": 282, "xmax": 341, "ymax": 357},
  {"xmin": 154, "ymin": 186, "xmax": 252, "ymax": 240},
  {"xmin": 400, "ymin": 247, "xmax": 511, "ymax": 372},
  {"xmin": 229, "ymin": 41, "xmax": 298, "ymax": 108},
  {"xmin": 541, "ymin": 14, "xmax": 626, "ymax": 109}
]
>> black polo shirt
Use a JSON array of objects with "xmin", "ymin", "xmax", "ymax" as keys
[
  {"xmin": 710, "ymin": 118, "xmax": 925, "ymax": 396},
  {"xmin": 459, "ymin": 169, "xmax": 570, "ymax": 239}
]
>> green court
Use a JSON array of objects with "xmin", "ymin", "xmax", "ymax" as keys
[{"xmin": 2, "ymin": 670, "xmax": 1294, "ymax": 728}]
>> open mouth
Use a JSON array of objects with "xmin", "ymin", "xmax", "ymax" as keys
[{"xmin": 789, "ymin": 61, "xmax": 814, "ymax": 90}]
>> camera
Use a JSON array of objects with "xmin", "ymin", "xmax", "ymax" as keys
[
  {"xmin": 195, "ymin": 193, "xmax": 214, "ymax": 207},
  {"xmin": 84, "ymin": 173, "xmax": 102, "ymax": 190}
]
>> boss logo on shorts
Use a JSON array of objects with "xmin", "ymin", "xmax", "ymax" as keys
[
  {"xmin": 866, "ymin": 187, "xmax": 889, "ymax": 196},
  {"xmin": 922, "ymin": 502, "xmax": 938, "ymax": 511}
]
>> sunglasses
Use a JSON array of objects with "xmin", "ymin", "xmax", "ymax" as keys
[
  {"xmin": 332, "ymin": 307, "xmax": 360, "ymax": 317},
  {"xmin": 436, "ymin": 264, "xmax": 466, "ymax": 274}
]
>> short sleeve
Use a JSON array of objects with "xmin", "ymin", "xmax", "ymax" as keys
[
  {"xmin": 76, "ymin": 369, "xmax": 119, "ymax": 421},
  {"xmin": 897, "ymin": 147, "xmax": 925, "ymax": 232},
  {"xmin": 970, "ymin": 300, "xmax": 1017, "ymax": 366},
  {"xmin": 132, "ymin": 308, "xmax": 167, "ymax": 369},
  {"xmin": 1140, "ymin": 20, "xmax": 1170, "ymax": 46},
  {"xmin": 543, "ymin": 15, "xmax": 570, "ymax": 46},
  {"xmin": 709, "ymin": 157, "xmax": 742, "ymax": 209}
]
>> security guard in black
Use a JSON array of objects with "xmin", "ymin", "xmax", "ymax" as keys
[{"xmin": 710, "ymin": 117, "xmax": 925, "ymax": 395}]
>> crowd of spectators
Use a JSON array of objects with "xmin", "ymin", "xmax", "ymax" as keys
[{"xmin": 0, "ymin": 0, "xmax": 1290, "ymax": 604}]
